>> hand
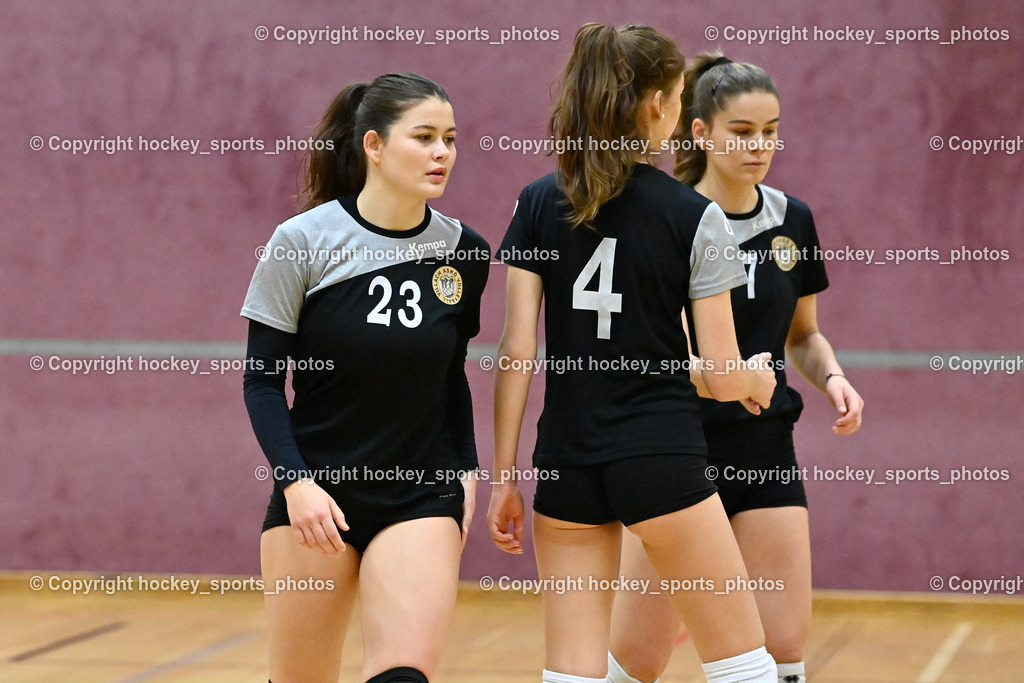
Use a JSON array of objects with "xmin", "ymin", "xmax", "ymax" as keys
[
  {"xmin": 459, "ymin": 472, "xmax": 479, "ymax": 546},
  {"xmin": 283, "ymin": 479, "xmax": 349, "ymax": 555},
  {"xmin": 487, "ymin": 481, "xmax": 525, "ymax": 554},
  {"xmin": 745, "ymin": 352, "xmax": 776, "ymax": 411},
  {"xmin": 740, "ymin": 397, "xmax": 762, "ymax": 415},
  {"xmin": 826, "ymin": 376, "xmax": 864, "ymax": 435}
]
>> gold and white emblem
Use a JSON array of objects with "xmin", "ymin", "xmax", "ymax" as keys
[
  {"xmin": 771, "ymin": 236, "xmax": 799, "ymax": 272},
  {"xmin": 432, "ymin": 266, "xmax": 463, "ymax": 304}
]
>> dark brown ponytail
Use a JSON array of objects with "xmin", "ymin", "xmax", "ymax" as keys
[
  {"xmin": 301, "ymin": 73, "xmax": 450, "ymax": 211},
  {"xmin": 550, "ymin": 23, "xmax": 685, "ymax": 228}
]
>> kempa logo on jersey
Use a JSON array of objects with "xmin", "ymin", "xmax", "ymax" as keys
[
  {"xmin": 365, "ymin": 240, "xmax": 449, "ymax": 263},
  {"xmin": 751, "ymin": 214, "xmax": 780, "ymax": 231},
  {"xmin": 411, "ymin": 239, "xmax": 448, "ymax": 256},
  {"xmin": 432, "ymin": 266, "xmax": 463, "ymax": 304}
]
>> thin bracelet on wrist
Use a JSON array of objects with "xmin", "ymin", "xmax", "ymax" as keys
[{"xmin": 825, "ymin": 372, "xmax": 845, "ymax": 384}]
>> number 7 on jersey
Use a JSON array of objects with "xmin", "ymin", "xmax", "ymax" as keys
[{"xmin": 572, "ymin": 238, "xmax": 622, "ymax": 340}]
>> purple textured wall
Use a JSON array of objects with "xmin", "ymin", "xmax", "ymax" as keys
[{"xmin": 2, "ymin": 0, "xmax": 1022, "ymax": 593}]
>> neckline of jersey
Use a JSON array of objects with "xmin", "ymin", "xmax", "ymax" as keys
[
  {"xmin": 336, "ymin": 194, "xmax": 432, "ymax": 239},
  {"xmin": 722, "ymin": 184, "xmax": 764, "ymax": 221}
]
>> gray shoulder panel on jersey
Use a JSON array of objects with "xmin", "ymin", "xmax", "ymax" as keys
[
  {"xmin": 241, "ymin": 202, "xmax": 465, "ymax": 333},
  {"xmin": 297, "ymin": 202, "xmax": 465, "ymax": 298},
  {"xmin": 689, "ymin": 201, "xmax": 748, "ymax": 299},
  {"xmin": 730, "ymin": 185, "xmax": 789, "ymax": 244}
]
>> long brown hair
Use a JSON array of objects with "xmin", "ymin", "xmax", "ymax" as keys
[
  {"xmin": 550, "ymin": 23, "xmax": 685, "ymax": 228},
  {"xmin": 674, "ymin": 53, "xmax": 778, "ymax": 185},
  {"xmin": 301, "ymin": 73, "xmax": 450, "ymax": 211}
]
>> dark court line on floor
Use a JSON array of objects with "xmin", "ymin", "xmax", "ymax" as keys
[
  {"xmin": 0, "ymin": 338, "xmax": 1019, "ymax": 368},
  {"xmin": 110, "ymin": 632, "xmax": 256, "ymax": 683},
  {"xmin": 9, "ymin": 621, "xmax": 126, "ymax": 662}
]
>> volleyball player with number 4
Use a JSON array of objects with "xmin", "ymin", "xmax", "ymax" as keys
[{"xmin": 488, "ymin": 23, "xmax": 780, "ymax": 683}]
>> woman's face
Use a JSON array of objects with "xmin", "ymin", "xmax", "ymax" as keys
[
  {"xmin": 697, "ymin": 90, "xmax": 780, "ymax": 186},
  {"xmin": 368, "ymin": 96, "xmax": 457, "ymax": 199}
]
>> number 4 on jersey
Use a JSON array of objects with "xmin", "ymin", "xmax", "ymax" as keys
[{"xmin": 572, "ymin": 238, "xmax": 622, "ymax": 339}]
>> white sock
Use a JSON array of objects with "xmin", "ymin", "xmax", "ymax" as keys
[
  {"xmin": 606, "ymin": 652, "xmax": 657, "ymax": 683},
  {"xmin": 542, "ymin": 670, "xmax": 607, "ymax": 683},
  {"xmin": 776, "ymin": 661, "xmax": 805, "ymax": 683},
  {"xmin": 702, "ymin": 646, "xmax": 777, "ymax": 682}
]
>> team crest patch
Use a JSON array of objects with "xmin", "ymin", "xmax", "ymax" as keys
[
  {"xmin": 432, "ymin": 266, "xmax": 463, "ymax": 304},
  {"xmin": 771, "ymin": 236, "xmax": 799, "ymax": 272}
]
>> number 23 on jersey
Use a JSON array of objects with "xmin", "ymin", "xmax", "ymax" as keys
[{"xmin": 366, "ymin": 275, "xmax": 423, "ymax": 328}]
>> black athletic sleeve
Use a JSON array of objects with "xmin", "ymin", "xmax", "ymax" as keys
[
  {"xmin": 799, "ymin": 204, "xmax": 830, "ymax": 296},
  {"xmin": 446, "ymin": 225, "xmax": 489, "ymax": 472},
  {"xmin": 445, "ymin": 336, "xmax": 478, "ymax": 472},
  {"xmin": 242, "ymin": 319, "xmax": 310, "ymax": 485},
  {"xmin": 498, "ymin": 185, "xmax": 546, "ymax": 277}
]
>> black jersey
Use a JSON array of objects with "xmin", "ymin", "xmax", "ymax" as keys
[
  {"xmin": 699, "ymin": 184, "xmax": 829, "ymax": 429},
  {"xmin": 241, "ymin": 195, "xmax": 489, "ymax": 509},
  {"xmin": 500, "ymin": 163, "xmax": 747, "ymax": 467}
]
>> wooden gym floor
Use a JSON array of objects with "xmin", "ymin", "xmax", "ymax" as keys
[{"xmin": 2, "ymin": 573, "xmax": 1023, "ymax": 682}]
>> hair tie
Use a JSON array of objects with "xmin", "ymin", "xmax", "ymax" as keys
[{"xmin": 708, "ymin": 56, "xmax": 733, "ymax": 96}]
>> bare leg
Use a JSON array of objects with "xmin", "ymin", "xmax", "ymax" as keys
[
  {"xmin": 730, "ymin": 507, "xmax": 812, "ymax": 665},
  {"xmin": 609, "ymin": 528, "xmax": 682, "ymax": 681},
  {"xmin": 533, "ymin": 511, "xmax": 622, "ymax": 678},
  {"xmin": 358, "ymin": 516, "xmax": 463, "ymax": 680},
  {"xmin": 627, "ymin": 494, "xmax": 765, "ymax": 663},
  {"xmin": 261, "ymin": 525, "xmax": 361, "ymax": 683}
]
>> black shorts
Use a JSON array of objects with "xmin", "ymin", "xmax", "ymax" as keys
[
  {"xmin": 532, "ymin": 454, "xmax": 718, "ymax": 527},
  {"xmin": 262, "ymin": 479, "xmax": 463, "ymax": 554},
  {"xmin": 704, "ymin": 418, "xmax": 807, "ymax": 518}
]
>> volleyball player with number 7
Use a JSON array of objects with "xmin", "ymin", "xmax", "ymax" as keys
[
  {"xmin": 607, "ymin": 55, "xmax": 866, "ymax": 683},
  {"xmin": 487, "ymin": 23, "xmax": 779, "ymax": 683}
]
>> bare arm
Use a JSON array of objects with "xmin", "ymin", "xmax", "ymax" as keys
[
  {"xmin": 692, "ymin": 291, "xmax": 776, "ymax": 409},
  {"xmin": 680, "ymin": 311, "xmax": 711, "ymax": 397},
  {"xmin": 785, "ymin": 294, "xmax": 864, "ymax": 435},
  {"xmin": 487, "ymin": 266, "xmax": 543, "ymax": 553}
]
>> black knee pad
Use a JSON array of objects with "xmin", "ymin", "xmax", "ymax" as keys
[{"xmin": 365, "ymin": 666, "xmax": 429, "ymax": 683}]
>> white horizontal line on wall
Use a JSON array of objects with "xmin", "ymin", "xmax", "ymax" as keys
[{"xmin": 0, "ymin": 338, "xmax": 1018, "ymax": 369}]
